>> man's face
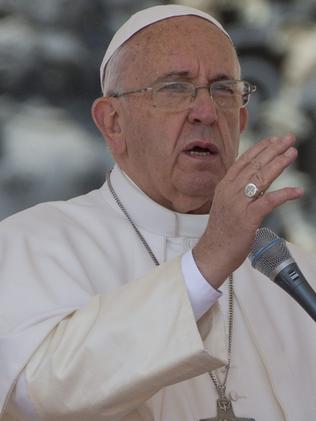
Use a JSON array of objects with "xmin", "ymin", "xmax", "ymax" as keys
[{"xmin": 111, "ymin": 16, "xmax": 248, "ymax": 214}]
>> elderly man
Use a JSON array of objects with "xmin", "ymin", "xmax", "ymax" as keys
[{"xmin": 1, "ymin": 4, "xmax": 316, "ymax": 421}]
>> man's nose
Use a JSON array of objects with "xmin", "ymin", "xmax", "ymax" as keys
[{"xmin": 187, "ymin": 86, "xmax": 218, "ymax": 126}]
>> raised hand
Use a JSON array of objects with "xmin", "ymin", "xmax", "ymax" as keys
[{"xmin": 192, "ymin": 133, "xmax": 304, "ymax": 288}]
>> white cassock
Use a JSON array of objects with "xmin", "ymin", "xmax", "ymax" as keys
[{"xmin": 0, "ymin": 165, "xmax": 316, "ymax": 421}]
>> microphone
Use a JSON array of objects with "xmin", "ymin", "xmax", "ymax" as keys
[{"xmin": 248, "ymin": 227, "xmax": 316, "ymax": 322}]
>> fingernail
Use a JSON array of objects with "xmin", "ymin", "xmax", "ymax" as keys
[
  {"xmin": 284, "ymin": 134, "xmax": 295, "ymax": 143},
  {"xmin": 285, "ymin": 147, "xmax": 296, "ymax": 157},
  {"xmin": 271, "ymin": 134, "xmax": 294, "ymax": 144}
]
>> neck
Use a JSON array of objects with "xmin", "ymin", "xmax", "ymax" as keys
[{"xmin": 107, "ymin": 165, "xmax": 210, "ymax": 238}]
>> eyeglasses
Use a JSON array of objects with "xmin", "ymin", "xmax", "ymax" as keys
[{"xmin": 109, "ymin": 80, "xmax": 256, "ymax": 111}]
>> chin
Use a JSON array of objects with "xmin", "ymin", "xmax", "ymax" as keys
[
  {"xmin": 171, "ymin": 186, "xmax": 214, "ymax": 214},
  {"xmin": 176, "ymin": 198, "xmax": 212, "ymax": 215},
  {"xmin": 177, "ymin": 176, "xmax": 217, "ymax": 197}
]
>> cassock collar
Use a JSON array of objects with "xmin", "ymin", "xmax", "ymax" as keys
[{"xmin": 103, "ymin": 165, "xmax": 209, "ymax": 238}]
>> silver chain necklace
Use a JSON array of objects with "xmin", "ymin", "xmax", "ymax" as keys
[{"xmin": 107, "ymin": 170, "xmax": 254, "ymax": 421}]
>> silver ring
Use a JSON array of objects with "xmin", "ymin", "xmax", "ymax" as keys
[{"xmin": 244, "ymin": 183, "xmax": 259, "ymax": 198}]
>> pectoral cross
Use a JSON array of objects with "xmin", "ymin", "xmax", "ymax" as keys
[{"xmin": 200, "ymin": 398, "xmax": 255, "ymax": 421}]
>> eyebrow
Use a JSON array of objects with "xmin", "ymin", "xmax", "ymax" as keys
[
  {"xmin": 154, "ymin": 71, "xmax": 233, "ymax": 83},
  {"xmin": 157, "ymin": 71, "xmax": 191, "ymax": 80}
]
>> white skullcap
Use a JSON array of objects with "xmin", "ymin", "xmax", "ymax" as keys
[{"xmin": 100, "ymin": 4, "xmax": 232, "ymax": 94}]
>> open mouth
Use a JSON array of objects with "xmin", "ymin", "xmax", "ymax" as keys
[{"xmin": 184, "ymin": 143, "xmax": 218, "ymax": 157}]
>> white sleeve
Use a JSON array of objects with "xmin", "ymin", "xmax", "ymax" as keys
[
  {"xmin": 5, "ymin": 254, "xmax": 221, "ymax": 419},
  {"xmin": 6, "ymin": 371, "xmax": 42, "ymax": 421},
  {"xmin": 7, "ymin": 250, "xmax": 221, "ymax": 419},
  {"xmin": 4, "ymin": 258, "xmax": 226, "ymax": 420},
  {"xmin": 181, "ymin": 250, "xmax": 222, "ymax": 320}
]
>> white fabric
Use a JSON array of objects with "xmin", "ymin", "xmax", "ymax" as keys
[
  {"xmin": 216, "ymin": 278, "xmax": 285, "ymax": 419},
  {"xmin": 100, "ymin": 4, "xmax": 232, "ymax": 94},
  {"xmin": 181, "ymin": 250, "xmax": 221, "ymax": 320},
  {"xmin": 121, "ymin": 166, "xmax": 221, "ymax": 320},
  {"xmin": 0, "ymin": 164, "xmax": 214, "ymax": 416},
  {"xmin": 1, "ymin": 164, "xmax": 316, "ymax": 420},
  {"xmin": 5, "ymin": 371, "xmax": 40, "ymax": 421}
]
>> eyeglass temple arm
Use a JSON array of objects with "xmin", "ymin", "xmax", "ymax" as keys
[{"xmin": 111, "ymin": 87, "xmax": 153, "ymax": 98}]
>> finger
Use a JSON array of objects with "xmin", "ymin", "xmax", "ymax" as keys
[
  {"xmin": 228, "ymin": 134, "xmax": 296, "ymax": 180},
  {"xmin": 241, "ymin": 134, "xmax": 296, "ymax": 169},
  {"xmin": 242, "ymin": 146, "xmax": 298, "ymax": 195},
  {"xmin": 250, "ymin": 186, "xmax": 304, "ymax": 216},
  {"xmin": 256, "ymin": 146, "xmax": 298, "ymax": 190}
]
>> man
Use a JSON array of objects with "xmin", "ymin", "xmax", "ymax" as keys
[{"xmin": 1, "ymin": 4, "xmax": 316, "ymax": 421}]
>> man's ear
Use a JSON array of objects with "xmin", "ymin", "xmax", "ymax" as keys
[
  {"xmin": 239, "ymin": 106, "xmax": 248, "ymax": 133},
  {"xmin": 91, "ymin": 97, "xmax": 126, "ymax": 154}
]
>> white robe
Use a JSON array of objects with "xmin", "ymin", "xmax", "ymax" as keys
[{"xmin": 1, "ymin": 165, "xmax": 316, "ymax": 420}]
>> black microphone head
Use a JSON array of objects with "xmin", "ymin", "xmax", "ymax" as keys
[{"xmin": 248, "ymin": 227, "xmax": 292, "ymax": 279}]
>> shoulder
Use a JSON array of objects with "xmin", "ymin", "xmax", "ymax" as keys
[{"xmin": 0, "ymin": 183, "xmax": 117, "ymax": 240}]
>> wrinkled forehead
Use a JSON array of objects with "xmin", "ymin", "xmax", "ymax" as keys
[
  {"xmin": 100, "ymin": 5, "xmax": 233, "ymax": 93},
  {"xmin": 124, "ymin": 17, "xmax": 236, "ymax": 75},
  {"xmin": 104, "ymin": 16, "xmax": 239, "ymax": 93}
]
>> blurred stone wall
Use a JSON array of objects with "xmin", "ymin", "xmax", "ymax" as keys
[{"xmin": 0, "ymin": 0, "xmax": 315, "ymax": 248}]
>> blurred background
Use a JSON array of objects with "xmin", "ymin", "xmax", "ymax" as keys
[{"xmin": 0, "ymin": 0, "xmax": 315, "ymax": 249}]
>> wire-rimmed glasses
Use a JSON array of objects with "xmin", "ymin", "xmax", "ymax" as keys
[{"xmin": 109, "ymin": 80, "xmax": 256, "ymax": 111}]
